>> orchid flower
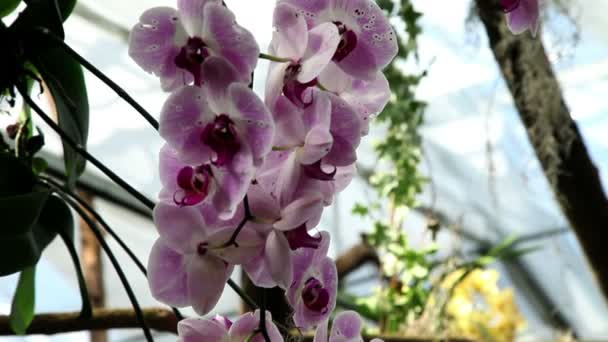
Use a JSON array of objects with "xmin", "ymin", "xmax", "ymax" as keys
[
  {"xmin": 265, "ymin": 2, "xmax": 340, "ymax": 108},
  {"xmin": 129, "ymin": 0, "xmax": 259, "ymax": 90},
  {"xmin": 148, "ymin": 203, "xmax": 262, "ymax": 315},
  {"xmin": 287, "ymin": 232, "xmax": 337, "ymax": 330},
  {"xmin": 178, "ymin": 311, "xmax": 283, "ymax": 342},
  {"xmin": 314, "ymin": 311, "xmax": 384, "ymax": 342},
  {"xmin": 279, "ymin": 0, "xmax": 398, "ymax": 81},
  {"xmin": 158, "ymin": 57, "xmax": 273, "ymax": 218}
]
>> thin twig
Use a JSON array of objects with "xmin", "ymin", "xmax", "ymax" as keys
[
  {"xmin": 33, "ymin": 27, "xmax": 160, "ymax": 131},
  {"xmin": 57, "ymin": 193, "xmax": 154, "ymax": 341},
  {"xmin": 258, "ymin": 289, "xmax": 271, "ymax": 342},
  {"xmin": 17, "ymin": 82, "xmax": 156, "ymax": 210}
]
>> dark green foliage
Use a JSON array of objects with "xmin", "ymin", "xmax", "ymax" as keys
[{"xmin": 33, "ymin": 49, "xmax": 89, "ymax": 188}]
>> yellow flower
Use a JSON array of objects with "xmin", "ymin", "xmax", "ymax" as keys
[{"xmin": 442, "ymin": 268, "xmax": 526, "ymax": 342}]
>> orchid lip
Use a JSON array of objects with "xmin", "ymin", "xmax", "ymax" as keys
[
  {"xmin": 174, "ymin": 36, "xmax": 209, "ymax": 86},
  {"xmin": 173, "ymin": 164, "xmax": 213, "ymax": 207},
  {"xmin": 201, "ymin": 114, "xmax": 241, "ymax": 167},
  {"xmin": 302, "ymin": 277, "xmax": 330, "ymax": 313},
  {"xmin": 284, "ymin": 225, "xmax": 322, "ymax": 250},
  {"xmin": 302, "ymin": 160, "xmax": 336, "ymax": 181},
  {"xmin": 332, "ymin": 21, "xmax": 358, "ymax": 62},
  {"xmin": 500, "ymin": 0, "xmax": 521, "ymax": 13}
]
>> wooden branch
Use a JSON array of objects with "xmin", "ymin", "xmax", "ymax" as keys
[
  {"xmin": 475, "ymin": 0, "xmax": 608, "ymax": 299},
  {"xmin": 0, "ymin": 308, "xmax": 178, "ymax": 336},
  {"xmin": 335, "ymin": 241, "xmax": 380, "ymax": 280},
  {"xmin": 79, "ymin": 192, "xmax": 107, "ymax": 342}
]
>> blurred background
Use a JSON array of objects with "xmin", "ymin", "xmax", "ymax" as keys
[{"xmin": 1, "ymin": 0, "xmax": 608, "ymax": 341}]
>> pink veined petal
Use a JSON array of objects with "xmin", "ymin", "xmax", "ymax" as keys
[
  {"xmin": 200, "ymin": 56, "xmax": 241, "ymax": 110},
  {"xmin": 298, "ymin": 23, "xmax": 340, "ymax": 83},
  {"xmin": 153, "ymin": 203, "xmax": 205, "ymax": 253},
  {"xmin": 187, "ymin": 255, "xmax": 233, "ymax": 315},
  {"xmin": 275, "ymin": 192, "xmax": 324, "ymax": 231},
  {"xmin": 210, "ymin": 150, "xmax": 254, "ymax": 219},
  {"xmin": 302, "ymin": 90, "xmax": 332, "ymax": 131},
  {"xmin": 323, "ymin": 135, "xmax": 356, "ymax": 167},
  {"xmin": 128, "ymin": 7, "xmax": 184, "ymax": 74},
  {"xmin": 317, "ymin": 62, "xmax": 350, "ymax": 94},
  {"xmin": 313, "ymin": 319, "xmax": 330, "ymax": 342},
  {"xmin": 147, "ymin": 239, "xmax": 190, "ymax": 307},
  {"xmin": 228, "ymin": 83, "xmax": 275, "ymax": 167},
  {"xmin": 343, "ymin": 72, "xmax": 391, "ymax": 135},
  {"xmin": 158, "ymin": 144, "xmax": 182, "ymax": 191},
  {"xmin": 272, "ymin": 95, "xmax": 306, "ymax": 148},
  {"xmin": 506, "ymin": 0, "xmax": 540, "ymax": 36},
  {"xmin": 323, "ymin": 93, "xmax": 361, "ymax": 166},
  {"xmin": 158, "ymin": 47, "xmax": 194, "ymax": 92},
  {"xmin": 279, "ymin": 0, "xmax": 330, "ymax": 27},
  {"xmin": 243, "ymin": 247, "xmax": 278, "ymax": 288},
  {"xmin": 177, "ymin": 0, "xmax": 219, "ymax": 36},
  {"xmin": 208, "ymin": 226, "xmax": 265, "ymax": 264},
  {"xmin": 177, "ymin": 318, "xmax": 230, "ymax": 342},
  {"xmin": 228, "ymin": 311, "xmax": 258, "ymax": 340},
  {"xmin": 265, "ymin": 230, "xmax": 293, "ymax": 289},
  {"xmin": 159, "ymin": 86, "xmax": 214, "ymax": 165},
  {"xmin": 330, "ymin": 311, "xmax": 363, "ymax": 339},
  {"xmin": 202, "ymin": 2, "xmax": 259, "ymax": 83},
  {"xmin": 248, "ymin": 184, "xmax": 281, "ymax": 220},
  {"xmin": 276, "ymin": 152, "xmax": 302, "ymax": 206},
  {"xmin": 265, "ymin": 56, "xmax": 290, "ymax": 108},
  {"xmin": 229, "ymin": 310, "xmax": 283, "ymax": 341},
  {"xmin": 330, "ymin": 0, "xmax": 398, "ymax": 80},
  {"xmin": 273, "ymin": 2, "xmax": 309, "ymax": 60},
  {"xmin": 299, "ymin": 126, "xmax": 333, "ymax": 165}
]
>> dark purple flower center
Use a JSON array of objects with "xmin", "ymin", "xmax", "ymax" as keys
[
  {"xmin": 173, "ymin": 164, "xmax": 213, "ymax": 206},
  {"xmin": 500, "ymin": 0, "xmax": 521, "ymax": 12},
  {"xmin": 302, "ymin": 277, "xmax": 330, "ymax": 313},
  {"xmin": 284, "ymin": 224, "xmax": 322, "ymax": 250},
  {"xmin": 332, "ymin": 22, "xmax": 358, "ymax": 62},
  {"xmin": 197, "ymin": 242, "xmax": 209, "ymax": 256},
  {"xmin": 201, "ymin": 114, "xmax": 241, "ymax": 166},
  {"xmin": 175, "ymin": 37, "xmax": 209, "ymax": 86},
  {"xmin": 283, "ymin": 63, "xmax": 317, "ymax": 108},
  {"xmin": 302, "ymin": 160, "xmax": 336, "ymax": 181}
]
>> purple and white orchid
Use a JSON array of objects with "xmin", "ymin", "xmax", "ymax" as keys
[
  {"xmin": 129, "ymin": 0, "xmax": 401, "ymax": 336},
  {"xmin": 129, "ymin": 0, "xmax": 259, "ymax": 90},
  {"xmin": 178, "ymin": 311, "xmax": 283, "ymax": 342}
]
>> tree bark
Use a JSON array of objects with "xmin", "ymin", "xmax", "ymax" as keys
[
  {"xmin": 476, "ymin": 0, "xmax": 608, "ymax": 300},
  {"xmin": 79, "ymin": 192, "xmax": 107, "ymax": 342}
]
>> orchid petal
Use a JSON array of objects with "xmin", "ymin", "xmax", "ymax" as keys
[
  {"xmin": 273, "ymin": 2, "xmax": 309, "ymax": 59},
  {"xmin": 177, "ymin": 317, "xmax": 229, "ymax": 342},
  {"xmin": 187, "ymin": 255, "xmax": 233, "ymax": 315},
  {"xmin": 153, "ymin": 203, "xmax": 205, "ymax": 253},
  {"xmin": 275, "ymin": 192, "xmax": 324, "ymax": 231},
  {"xmin": 265, "ymin": 230, "xmax": 293, "ymax": 289},
  {"xmin": 147, "ymin": 239, "xmax": 189, "ymax": 307},
  {"xmin": 298, "ymin": 23, "xmax": 340, "ymax": 83}
]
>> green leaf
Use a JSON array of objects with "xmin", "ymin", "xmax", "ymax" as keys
[
  {"xmin": 56, "ymin": 0, "xmax": 77, "ymax": 22},
  {"xmin": 33, "ymin": 48, "xmax": 89, "ymax": 188},
  {"xmin": 43, "ymin": 195, "xmax": 92, "ymax": 317},
  {"xmin": 0, "ymin": 152, "xmax": 36, "ymax": 197},
  {"xmin": 352, "ymin": 203, "xmax": 369, "ymax": 217},
  {"xmin": 12, "ymin": 0, "xmax": 64, "ymax": 40},
  {"xmin": 9, "ymin": 266, "xmax": 36, "ymax": 335},
  {"xmin": 0, "ymin": 0, "xmax": 21, "ymax": 18}
]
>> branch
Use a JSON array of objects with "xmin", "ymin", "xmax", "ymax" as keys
[
  {"xmin": 0, "ymin": 308, "xmax": 178, "ymax": 336},
  {"xmin": 476, "ymin": 0, "xmax": 608, "ymax": 299},
  {"xmin": 335, "ymin": 241, "xmax": 380, "ymax": 280}
]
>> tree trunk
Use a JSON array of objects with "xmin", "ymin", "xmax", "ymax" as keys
[{"xmin": 476, "ymin": 0, "xmax": 608, "ymax": 300}]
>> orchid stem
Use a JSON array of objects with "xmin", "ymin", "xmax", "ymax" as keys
[
  {"xmin": 41, "ymin": 177, "xmax": 185, "ymax": 322},
  {"xmin": 259, "ymin": 53, "xmax": 292, "ymax": 63},
  {"xmin": 222, "ymin": 195, "xmax": 253, "ymax": 248},
  {"xmin": 58, "ymin": 193, "xmax": 154, "ymax": 342},
  {"xmin": 33, "ymin": 28, "xmax": 160, "ymax": 131},
  {"xmin": 258, "ymin": 289, "xmax": 271, "ymax": 342}
]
